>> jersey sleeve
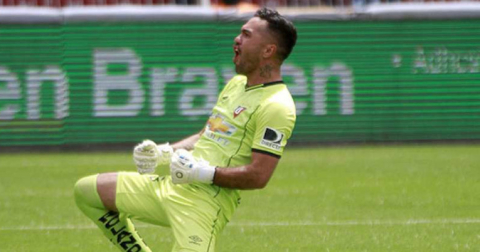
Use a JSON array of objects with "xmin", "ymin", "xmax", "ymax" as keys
[{"xmin": 251, "ymin": 99, "xmax": 296, "ymax": 158}]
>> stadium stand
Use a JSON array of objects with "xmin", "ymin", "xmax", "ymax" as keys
[{"xmin": 4, "ymin": 0, "xmax": 478, "ymax": 8}]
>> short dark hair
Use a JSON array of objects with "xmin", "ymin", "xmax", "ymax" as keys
[{"xmin": 254, "ymin": 8, "xmax": 297, "ymax": 62}]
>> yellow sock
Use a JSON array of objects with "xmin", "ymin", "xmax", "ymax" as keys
[{"xmin": 74, "ymin": 175, "xmax": 152, "ymax": 252}]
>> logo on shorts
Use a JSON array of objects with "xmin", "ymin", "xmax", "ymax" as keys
[
  {"xmin": 260, "ymin": 127, "xmax": 284, "ymax": 150},
  {"xmin": 189, "ymin": 235, "xmax": 203, "ymax": 246}
]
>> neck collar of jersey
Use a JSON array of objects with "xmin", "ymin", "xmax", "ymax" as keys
[{"xmin": 245, "ymin": 80, "xmax": 284, "ymax": 91}]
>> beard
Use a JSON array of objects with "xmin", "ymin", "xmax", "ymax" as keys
[{"xmin": 234, "ymin": 54, "xmax": 259, "ymax": 76}]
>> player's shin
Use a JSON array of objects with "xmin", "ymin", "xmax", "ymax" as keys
[{"xmin": 74, "ymin": 175, "xmax": 152, "ymax": 252}]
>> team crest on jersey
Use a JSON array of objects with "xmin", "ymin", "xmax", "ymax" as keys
[
  {"xmin": 233, "ymin": 106, "xmax": 247, "ymax": 118},
  {"xmin": 260, "ymin": 127, "xmax": 284, "ymax": 150}
]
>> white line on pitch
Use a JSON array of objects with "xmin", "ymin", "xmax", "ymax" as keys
[
  {"xmin": 233, "ymin": 218, "xmax": 480, "ymax": 227},
  {"xmin": 1, "ymin": 218, "xmax": 480, "ymax": 231}
]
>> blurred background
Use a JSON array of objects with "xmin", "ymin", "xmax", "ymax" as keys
[
  {"xmin": 1, "ymin": 2, "xmax": 480, "ymax": 251},
  {"xmin": 1, "ymin": 0, "xmax": 480, "ymax": 149},
  {"xmin": 2, "ymin": 0, "xmax": 480, "ymax": 9}
]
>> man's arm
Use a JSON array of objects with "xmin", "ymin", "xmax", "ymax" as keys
[
  {"xmin": 170, "ymin": 128, "xmax": 205, "ymax": 151},
  {"xmin": 213, "ymin": 151, "xmax": 279, "ymax": 189},
  {"xmin": 170, "ymin": 149, "xmax": 280, "ymax": 189}
]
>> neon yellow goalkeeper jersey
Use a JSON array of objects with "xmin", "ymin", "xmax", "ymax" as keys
[{"xmin": 192, "ymin": 75, "xmax": 296, "ymax": 167}]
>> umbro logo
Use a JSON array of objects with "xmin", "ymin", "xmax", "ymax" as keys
[{"xmin": 189, "ymin": 235, "xmax": 203, "ymax": 245}]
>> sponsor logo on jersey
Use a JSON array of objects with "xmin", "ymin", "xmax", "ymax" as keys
[
  {"xmin": 205, "ymin": 113, "xmax": 237, "ymax": 146},
  {"xmin": 206, "ymin": 114, "xmax": 236, "ymax": 135},
  {"xmin": 233, "ymin": 106, "xmax": 247, "ymax": 118},
  {"xmin": 260, "ymin": 127, "xmax": 284, "ymax": 150}
]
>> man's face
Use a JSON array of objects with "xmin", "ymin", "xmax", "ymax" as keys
[{"xmin": 233, "ymin": 17, "xmax": 272, "ymax": 75}]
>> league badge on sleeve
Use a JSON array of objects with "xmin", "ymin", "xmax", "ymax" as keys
[{"xmin": 260, "ymin": 127, "xmax": 284, "ymax": 150}]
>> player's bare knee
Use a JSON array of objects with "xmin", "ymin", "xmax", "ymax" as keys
[{"xmin": 97, "ymin": 173, "xmax": 119, "ymax": 212}]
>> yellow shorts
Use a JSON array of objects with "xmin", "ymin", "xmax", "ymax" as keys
[{"xmin": 115, "ymin": 172, "xmax": 237, "ymax": 252}]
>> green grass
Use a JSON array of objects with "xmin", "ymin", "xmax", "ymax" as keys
[{"xmin": 1, "ymin": 144, "xmax": 479, "ymax": 251}]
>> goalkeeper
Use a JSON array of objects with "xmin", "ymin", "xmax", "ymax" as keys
[{"xmin": 74, "ymin": 8, "xmax": 297, "ymax": 252}]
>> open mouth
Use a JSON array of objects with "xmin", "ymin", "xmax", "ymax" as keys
[{"xmin": 233, "ymin": 46, "xmax": 240, "ymax": 63}]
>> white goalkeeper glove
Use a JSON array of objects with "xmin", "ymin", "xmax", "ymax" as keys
[
  {"xmin": 133, "ymin": 140, "xmax": 173, "ymax": 174},
  {"xmin": 170, "ymin": 149, "xmax": 216, "ymax": 184}
]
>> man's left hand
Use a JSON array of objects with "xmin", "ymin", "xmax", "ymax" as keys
[
  {"xmin": 133, "ymin": 140, "xmax": 160, "ymax": 174},
  {"xmin": 170, "ymin": 149, "xmax": 216, "ymax": 184}
]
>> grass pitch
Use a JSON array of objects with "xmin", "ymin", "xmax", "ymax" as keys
[{"xmin": 0, "ymin": 144, "xmax": 479, "ymax": 251}]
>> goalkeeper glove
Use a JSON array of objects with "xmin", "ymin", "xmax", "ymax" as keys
[
  {"xmin": 170, "ymin": 149, "xmax": 216, "ymax": 184},
  {"xmin": 133, "ymin": 140, "xmax": 173, "ymax": 174}
]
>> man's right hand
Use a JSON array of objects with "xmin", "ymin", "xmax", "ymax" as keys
[
  {"xmin": 170, "ymin": 149, "xmax": 216, "ymax": 184},
  {"xmin": 133, "ymin": 140, "xmax": 173, "ymax": 174}
]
